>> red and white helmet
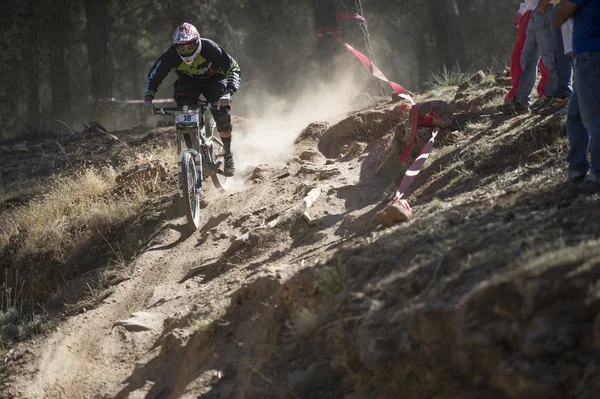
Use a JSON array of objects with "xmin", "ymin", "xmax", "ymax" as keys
[{"xmin": 173, "ymin": 23, "xmax": 201, "ymax": 65}]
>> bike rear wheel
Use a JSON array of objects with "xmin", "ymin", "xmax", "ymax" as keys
[
  {"xmin": 205, "ymin": 111, "xmax": 232, "ymax": 190},
  {"xmin": 181, "ymin": 152, "xmax": 201, "ymax": 231}
]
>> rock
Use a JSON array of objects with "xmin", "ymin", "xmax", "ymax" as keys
[
  {"xmin": 159, "ymin": 328, "xmax": 190, "ymax": 355},
  {"xmin": 340, "ymin": 142, "xmax": 367, "ymax": 161},
  {"xmin": 376, "ymin": 200, "xmax": 412, "ymax": 227},
  {"xmin": 113, "ymin": 312, "xmax": 165, "ymax": 332},
  {"xmin": 250, "ymin": 165, "xmax": 269, "ymax": 180},
  {"xmin": 295, "ymin": 121, "xmax": 330, "ymax": 143},
  {"xmin": 0, "ymin": 145, "xmax": 10, "ymax": 153},
  {"xmin": 298, "ymin": 150, "xmax": 324, "ymax": 162},
  {"xmin": 297, "ymin": 165, "xmax": 319, "ymax": 175},
  {"xmin": 318, "ymin": 168, "xmax": 341, "ymax": 180}
]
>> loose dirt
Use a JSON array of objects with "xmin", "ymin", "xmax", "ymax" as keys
[{"xmin": 2, "ymin": 73, "xmax": 600, "ymax": 399}]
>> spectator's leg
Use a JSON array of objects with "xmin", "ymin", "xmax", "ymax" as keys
[
  {"xmin": 566, "ymin": 84, "xmax": 589, "ymax": 181},
  {"xmin": 550, "ymin": 3, "xmax": 573, "ymax": 99},
  {"xmin": 515, "ymin": 11, "xmax": 541, "ymax": 105},
  {"xmin": 537, "ymin": 59, "xmax": 548, "ymax": 97},
  {"xmin": 505, "ymin": 10, "xmax": 532, "ymax": 103},
  {"xmin": 534, "ymin": 6, "xmax": 557, "ymax": 98},
  {"xmin": 575, "ymin": 53, "xmax": 600, "ymax": 182}
]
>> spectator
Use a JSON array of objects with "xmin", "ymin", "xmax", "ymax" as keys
[
  {"xmin": 555, "ymin": 0, "xmax": 600, "ymax": 193},
  {"xmin": 537, "ymin": 0, "xmax": 573, "ymax": 114},
  {"xmin": 561, "ymin": 17, "xmax": 575, "ymax": 59},
  {"xmin": 504, "ymin": 0, "xmax": 559, "ymax": 114},
  {"xmin": 505, "ymin": 1, "xmax": 549, "ymax": 106}
]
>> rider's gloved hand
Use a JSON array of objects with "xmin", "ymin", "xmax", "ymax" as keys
[
  {"xmin": 218, "ymin": 92, "xmax": 232, "ymax": 110},
  {"xmin": 142, "ymin": 96, "xmax": 155, "ymax": 116}
]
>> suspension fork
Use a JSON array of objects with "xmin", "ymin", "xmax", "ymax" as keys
[{"xmin": 176, "ymin": 122, "xmax": 204, "ymax": 196}]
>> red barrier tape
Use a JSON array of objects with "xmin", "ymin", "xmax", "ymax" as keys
[
  {"xmin": 343, "ymin": 43, "xmax": 414, "ymax": 103},
  {"xmin": 394, "ymin": 128, "xmax": 439, "ymax": 201},
  {"xmin": 390, "ymin": 103, "xmax": 448, "ymax": 217},
  {"xmin": 399, "ymin": 106, "xmax": 446, "ymax": 164}
]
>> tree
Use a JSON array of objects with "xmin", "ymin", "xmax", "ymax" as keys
[
  {"xmin": 313, "ymin": 0, "xmax": 384, "ymax": 94},
  {"xmin": 428, "ymin": 0, "xmax": 467, "ymax": 70},
  {"xmin": 47, "ymin": 2, "xmax": 73, "ymax": 122},
  {"xmin": 85, "ymin": 0, "xmax": 113, "ymax": 104}
]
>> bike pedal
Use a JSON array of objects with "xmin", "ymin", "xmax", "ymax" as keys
[{"xmin": 206, "ymin": 161, "xmax": 222, "ymax": 171}]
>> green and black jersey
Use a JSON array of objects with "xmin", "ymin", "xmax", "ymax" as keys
[{"xmin": 144, "ymin": 38, "xmax": 241, "ymax": 99}]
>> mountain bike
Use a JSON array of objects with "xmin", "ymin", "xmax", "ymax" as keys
[{"xmin": 153, "ymin": 102, "xmax": 232, "ymax": 231}]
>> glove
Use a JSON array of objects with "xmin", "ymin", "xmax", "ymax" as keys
[
  {"xmin": 218, "ymin": 92, "xmax": 232, "ymax": 110},
  {"xmin": 142, "ymin": 96, "xmax": 154, "ymax": 116}
]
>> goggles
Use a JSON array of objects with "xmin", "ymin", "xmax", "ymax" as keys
[{"xmin": 176, "ymin": 41, "xmax": 197, "ymax": 56}]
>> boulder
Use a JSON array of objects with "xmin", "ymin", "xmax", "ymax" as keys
[{"xmin": 376, "ymin": 200, "xmax": 413, "ymax": 227}]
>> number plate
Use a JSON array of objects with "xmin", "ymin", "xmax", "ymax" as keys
[{"xmin": 176, "ymin": 113, "xmax": 199, "ymax": 124}]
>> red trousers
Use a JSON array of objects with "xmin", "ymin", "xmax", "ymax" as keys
[{"xmin": 504, "ymin": 10, "xmax": 549, "ymax": 102}]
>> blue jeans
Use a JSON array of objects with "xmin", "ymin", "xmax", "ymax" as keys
[
  {"xmin": 550, "ymin": 4, "xmax": 573, "ymax": 98},
  {"xmin": 567, "ymin": 52, "xmax": 600, "ymax": 180},
  {"xmin": 516, "ymin": 6, "xmax": 557, "ymax": 104}
]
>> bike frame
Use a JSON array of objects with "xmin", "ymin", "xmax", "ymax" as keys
[{"xmin": 154, "ymin": 103, "xmax": 216, "ymax": 198}]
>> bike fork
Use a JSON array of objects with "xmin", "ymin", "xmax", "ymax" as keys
[{"xmin": 177, "ymin": 149, "xmax": 204, "ymax": 198}]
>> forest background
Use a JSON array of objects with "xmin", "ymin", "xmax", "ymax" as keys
[{"xmin": 0, "ymin": 0, "xmax": 523, "ymax": 137}]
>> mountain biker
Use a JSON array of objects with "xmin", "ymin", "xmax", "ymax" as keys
[{"xmin": 143, "ymin": 23, "xmax": 241, "ymax": 177}]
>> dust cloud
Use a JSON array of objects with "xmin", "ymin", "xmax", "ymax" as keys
[{"xmin": 231, "ymin": 73, "xmax": 364, "ymax": 178}]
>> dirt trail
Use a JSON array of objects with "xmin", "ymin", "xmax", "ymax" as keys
[
  {"xmin": 4, "ymin": 73, "xmax": 600, "ymax": 399},
  {"xmin": 3, "ymin": 102, "xmax": 390, "ymax": 398}
]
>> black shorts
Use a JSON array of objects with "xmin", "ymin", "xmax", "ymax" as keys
[{"xmin": 173, "ymin": 79, "xmax": 227, "ymax": 106}]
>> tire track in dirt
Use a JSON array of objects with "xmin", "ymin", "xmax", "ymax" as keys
[
  {"xmin": 4, "ymin": 102, "xmax": 394, "ymax": 398},
  {"xmin": 21, "ymin": 227, "xmax": 200, "ymax": 398}
]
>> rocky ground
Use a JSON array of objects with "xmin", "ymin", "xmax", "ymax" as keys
[{"xmin": 2, "ymin": 71, "xmax": 600, "ymax": 399}]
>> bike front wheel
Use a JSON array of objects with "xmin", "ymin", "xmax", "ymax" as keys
[
  {"xmin": 181, "ymin": 152, "xmax": 201, "ymax": 231},
  {"xmin": 205, "ymin": 111, "xmax": 232, "ymax": 190}
]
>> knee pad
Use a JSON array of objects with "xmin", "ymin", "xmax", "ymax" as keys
[{"xmin": 211, "ymin": 108, "xmax": 232, "ymax": 133}]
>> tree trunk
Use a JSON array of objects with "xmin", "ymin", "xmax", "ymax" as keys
[
  {"xmin": 26, "ymin": 53, "xmax": 41, "ymax": 130},
  {"xmin": 312, "ymin": 0, "xmax": 344, "ymax": 79},
  {"xmin": 85, "ymin": 0, "xmax": 112, "ymax": 102},
  {"xmin": 429, "ymin": 0, "xmax": 467, "ymax": 71},
  {"xmin": 47, "ymin": 8, "xmax": 72, "ymax": 123},
  {"xmin": 25, "ymin": 11, "xmax": 43, "ymax": 131},
  {"xmin": 416, "ymin": 27, "xmax": 428, "ymax": 91},
  {"xmin": 313, "ymin": 0, "xmax": 384, "ymax": 95},
  {"xmin": 335, "ymin": 0, "xmax": 385, "ymax": 95}
]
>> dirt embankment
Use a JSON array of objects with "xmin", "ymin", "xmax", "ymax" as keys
[{"xmin": 3, "ymin": 72, "xmax": 600, "ymax": 399}]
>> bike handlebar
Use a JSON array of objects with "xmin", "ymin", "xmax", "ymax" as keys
[{"xmin": 153, "ymin": 101, "xmax": 211, "ymax": 115}]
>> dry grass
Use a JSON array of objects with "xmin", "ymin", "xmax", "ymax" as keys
[
  {"xmin": 427, "ymin": 65, "xmax": 470, "ymax": 90},
  {"xmin": 464, "ymin": 121, "xmax": 491, "ymax": 133},
  {"xmin": 481, "ymin": 94, "xmax": 505, "ymax": 109},
  {"xmin": 0, "ymin": 168, "xmax": 141, "ymax": 262},
  {"xmin": 0, "ymin": 163, "xmax": 168, "ymax": 346}
]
